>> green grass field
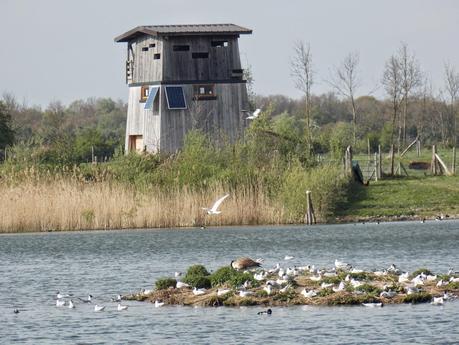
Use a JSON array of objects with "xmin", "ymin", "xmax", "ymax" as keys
[{"xmin": 338, "ymin": 175, "xmax": 459, "ymax": 220}]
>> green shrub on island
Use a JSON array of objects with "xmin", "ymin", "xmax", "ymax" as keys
[
  {"xmin": 409, "ymin": 268, "xmax": 433, "ymax": 279},
  {"xmin": 402, "ymin": 292, "xmax": 432, "ymax": 304},
  {"xmin": 155, "ymin": 277, "xmax": 177, "ymax": 290},
  {"xmin": 446, "ymin": 282, "xmax": 459, "ymax": 289},
  {"xmin": 355, "ymin": 284, "xmax": 382, "ymax": 296},
  {"xmin": 317, "ymin": 288, "xmax": 334, "ymax": 297},
  {"xmin": 185, "ymin": 265, "xmax": 210, "ymax": 277},
  {"xmin": 209, "ymin": 266, "xmax": 257, "ymax": 288}
]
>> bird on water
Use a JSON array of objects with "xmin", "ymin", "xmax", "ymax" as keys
[
  {"xmin": 231, "ymin": 257, "xmax": 262, "ymax": 270},
  {"xmin": 257, "ymin": 308, "xmax": 272, "ymax": 315}
]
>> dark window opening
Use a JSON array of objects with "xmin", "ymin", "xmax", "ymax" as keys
[
  {"xmin": 211, "ymin": 40, "xmax": 229, "ymax": 47},
  {"xmin": 149, "ymin": 43, "xmax": 156, "ymax": 48},
  {"xmin": 173, "ymin": 45, "xmax": 190, "ymax": 51},
  {"xmin": 232, "ymin": 69, "xmax": 244, "ymax": 74},
  {"xmin": 140, "ymin": 85, "xmax": 149, "ymax": 102},
  {"xmin": 192, "ymin": 52, "xmax": 209, "ymax": 59},
  {"xmin": 154, "ymin": 53, "xmax": 161, "ymax": 59},
  {"xmin": 141, "ymin": 47, "xmax": 149, "ymax": 52},
  {"xmin": 193, "ymin": 84, "xmax": 217, "ymax": 100}
]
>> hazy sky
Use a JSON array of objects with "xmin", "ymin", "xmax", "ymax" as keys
[{"xmin": 1, "ymin": 0, "xmax": 458, "ymax": 107}]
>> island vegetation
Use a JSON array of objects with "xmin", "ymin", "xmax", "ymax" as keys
[{"xmin": 125, "ymin": 262, "xmax": 459, "ymax": 307}]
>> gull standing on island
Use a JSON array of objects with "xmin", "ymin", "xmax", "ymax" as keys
[{"xmin": 202, "ymin": 194, "xmax": 230, "ymax": 215}]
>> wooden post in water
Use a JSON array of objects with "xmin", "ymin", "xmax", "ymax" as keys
[
  {"xmin": 390, "ymin": 144, "xmax": 395, "ymax": 176},
  {"xmin": 431, "ymin": 145, "xmax": 437, "ymax": 175},
  {"xmin": 452, "ymin": 147, "xmax": 456, "ymax": 175},
  {"xmin": 304, "ymin": 190, "xmax": 316, "ymax": 225}
]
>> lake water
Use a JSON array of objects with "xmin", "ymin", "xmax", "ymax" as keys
[{"xmin": 1, "ymin": 221, "xmax": 458, "ymax": 344}]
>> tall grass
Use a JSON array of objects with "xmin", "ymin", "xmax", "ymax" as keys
[{"xmin": 0, "ymin": 177, "xmax": 286, "ymax": 233}]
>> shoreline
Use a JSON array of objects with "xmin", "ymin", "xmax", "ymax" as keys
[{"xmin": 0, "ymin": 214, "xmax": 457, "ymax": 234}]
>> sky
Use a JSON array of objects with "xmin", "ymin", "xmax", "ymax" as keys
[{"xmin": 0, "ymin": 0, "xmax": 458, "ymax": 107}]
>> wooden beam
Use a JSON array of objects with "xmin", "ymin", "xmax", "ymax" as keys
[
  {"xmin": 452, "ymin": 147, "xmax": 456, "ymax": 175},
  {"xmin": 435, "ymin": 153, "xmax": 451, "ymax": 175},
  {"xmin": 400, "ymin": 136, "xmax": 419, "ymax": 157}
]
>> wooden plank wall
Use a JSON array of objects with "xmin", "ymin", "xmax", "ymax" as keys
[
  {"xmin": 162, "ymin": 36, "xmax": 241, "ymax": 81},
  {"xmin": 159, "ymin": 83, "xmax": 249, "ymax": 152},
  {"xmin": 132, "ymin": 36, "xmax": 163, "ymax": 83}
]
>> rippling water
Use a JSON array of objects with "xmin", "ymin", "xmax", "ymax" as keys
[{"xmin": 1, "ymin": 221, "xmax": 458, "ymax": 344}]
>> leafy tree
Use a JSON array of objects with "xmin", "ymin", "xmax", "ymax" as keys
[{"xmin": 0, "ymin": 101, "xmax": 14, "ymax": 148}]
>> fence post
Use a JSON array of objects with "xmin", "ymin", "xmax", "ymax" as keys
[
  {"xmin": 378, "ymin": 145, "xmax": 382, "ymax": 178},
  {"xmin": 390, "ymin": 144, "xmax": 395, "ymax": 176},
  {"xmin": 374, "ymin": 152, "xmax": 378, "ymax": 181},
  {"xmin": 304, "ymin": 190, "xmax": 316, "ymax": 225},
  {"xmin": 416, "ymin": 139, "xmax": 421, "ymax": 157},
  {"xmin": 452, "ymin": 147, "xmax": 456, "ymax": 175},
  {"xmin": 431, "ymin": 145, "xmax": 437, "ymax": 175}
]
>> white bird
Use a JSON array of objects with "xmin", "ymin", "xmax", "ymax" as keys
[
  {"xmin": 245, "ymin": 108, "xmax": 261, "ymax": 120},
  {"xmin": 68, "ymin": 300, "xmax": 75, "ymax": 309},
  {"xmin": 56, "ymin": 299, "xmax": 66, "ymax": 307},
  {"xmin": 321, "ymin": 282, "xmax": 333, "ymax": 289},
  {"xmin": 436, "ymin": 280, "xmax": 445, "ymax": 287},
  {"xmin": 447, "ymin": 268, "xmax": 454, "ymax": 275},
  {"xmin": 406, "ymin": 287, "xmax": 421, "ymax": 295},
  {"xmin": 431, "ymin": 297, "xmax": 444, "ymax": 305},
  {"xmin": 239, "ymin": 290, "xmax": 254, "ymax": 297},
  {"xmin": 276, "ymin": 278, "xmax": 289, "ymax": 286},
  {"xmin": 154, "ymin": 300, "xmax": 165, "ymax": 308},
  {"xmin": 335, "ymin": 259, "xmax": 351, "ymax": 270},
  {"xmin": 254, "ymin": 271, "xmax": 267, "ymax": 281},
  {"xmin": 176, "ymin": 281, "xmax": 190, "ymax": 289},
  {"xmin": 350, "ymin": 279, "xmax": 363, "ymax": 288},
  {"xmin": 56, "ymin": 292, "xmax": 70, "ymax": 299},
  {"xmin": 387, "ymin": 264, "xmax": 400, "ymax": 274},
  {"xmin": 141, "ymin": 288, "xmax": 153, "ymax": 295},
  {"xmin": 268, "ymin": 263, "xmax": 280, "ymax": 274},
  {"xmin": 94, "ymin": 305, "xmax": 105, "ymax": 312},
  {"xmin": 284, "ymin": 255, "xmax": 294, "ymax": 261},
  {"xmin": 202, "ymin": 194, "xmax": 229, "ymax": 215},
  {"xmin": 412, "ymin": 276, "xmax": 424, "ymax": 286},
  {"xmin": 279, "ymin": 284, "xmax": 291, "ymax": 293},
  {"xmin": 333, "ymin": 281, "xmax": 345, "ymax": 292},
  {"xmin": 426, "ymin": 275, "xmax": 437, "ymax": 281},
  {"xmin": 217, "ymin": 289, "xmax": 231, "ymax": 296},
  {"xmin": 380, "ymin": 290, "xmax": 397, "ymax": 298},
  {"xmin": 443, "ymin": 292, "xmax": 453, "ymax": 300},
  {"xmin": 449, "ymin": 277, "xmax": 459, "ymax": 283},
  {"xmin": 350, "ymin": 268, "xmax": 364, "ymax": 274},
  {"xmin": 309, "ymin": 274, "xmax": 322, "ymax": 282},
  {"xmin": 111, "ymin": 294, "xmax": 122, "ymax": 302},
  {"xmin": 80, "ymin": 295, "xmax": 93, "ymax": 303},
  {"xmin": 263, "ymin": 284, "xmax": 273, "ymax": 296},
  {"xmin": 117, "ymin": 303, "xmax": 128, "ymax": 311},
  {"xmin": 362, "ymin": 303, "xmax": 383, "ymax": 307},
  {"xmin": 243, "ymin": 280, "xmax": 252, "ymax": 289},
  {"xmin": 373, "ymin": 270, "xmax": 387, "ymax": 276},
  {"xmin": 323, "ymin": 272, "xmax": 337, "ymax": 278},
  {"xmin": 398, "ymin": 272, "xmax": 409, "ymax": 283},
  {"xmin": 174, "ymin": 272, "xmax": 182, "ymax": 278},
  {"xmin": 301, "ymin": 289, "xmax": 317, "ymax": 298},
  {"xmin": 192, "ymin": 287, "xmax": 206, "ymax": 296}
]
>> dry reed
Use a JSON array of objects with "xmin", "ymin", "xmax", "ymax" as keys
[{"xmin": 0, "ymin": 177, "xmax": 287, "ymax": 233}]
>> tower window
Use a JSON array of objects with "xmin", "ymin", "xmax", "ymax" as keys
[
  {"xmin": 154, "ymin": 53, "xmax": 161, "ymax": 59},
  {"xmin": 173, "ymin": 45, "xmax": 190, "ymax": 51},
  {"xmin": 211, "ymin": 41, "xmax": 229, "ymax": 47},
  {"xmin": 193, "ymin": 84, "xmax": 217, "ymax": 100},
  {"xmin": 141, "ymin": 47, "xmax": 148, "ymax": 52},
  {"xmin": 149, "ymin": 43, "xmax": 156, "ymax": 48},
  {"xmin": 192, "ymin": 52, "xmax": 209, "ymax": 59},
  {"xmin": 140, "ymin": 85, "xmax": 149, "ymax": 102}
]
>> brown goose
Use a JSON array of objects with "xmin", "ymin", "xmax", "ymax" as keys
[{"xmin": 231, "ymin": 257, "xmax": 262, "ymax": 270}]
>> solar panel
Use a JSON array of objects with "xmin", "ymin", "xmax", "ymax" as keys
[
  {"xmin": 144, "ymin": 86, "xmax": 159, "ymax": 110},
  {"xmin": 165, "ymin": 86, "xmax": 187, "ymax": 109}
]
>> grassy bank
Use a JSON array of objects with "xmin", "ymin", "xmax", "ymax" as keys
[{"xmin": 337, "ymin": 175, "xmax": 459, "ymax": 221}]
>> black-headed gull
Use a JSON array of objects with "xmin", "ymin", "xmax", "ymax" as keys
[{"xmin": 202, "ymin": 194, "xmax": 229, "ymax": 215}]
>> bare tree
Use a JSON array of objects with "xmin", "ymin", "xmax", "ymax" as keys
[
  {"xmin": 328, "ymin": 52, "xmax": 360, "ymax": 145},
  {"xmin": 444, "ymin": 63, "xmax": 459, "ymax": 145},
  {"xmin": 382, "ymin": 55, "xmax": 403, "ymax": 152},
  {"xmin": 398, "ymin": 43, "xmax": 422, "ymax": 146},
  {"xmin": 291, "ymin": 41, "xmax": 314, "ymax": 153}
]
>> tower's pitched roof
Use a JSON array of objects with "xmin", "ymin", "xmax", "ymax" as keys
[{"xmin": 115, "ymin": 24, "xmax": 252, "ymax": 42}]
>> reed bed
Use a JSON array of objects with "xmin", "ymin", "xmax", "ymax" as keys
[{"xmin": 0, "ymin": 178, "xmax": 287, "ymax": 233}]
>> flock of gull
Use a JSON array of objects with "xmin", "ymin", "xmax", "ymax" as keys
[{"xmin": 13, "ymin": 256, "xmax": 456, "ymax": 315}]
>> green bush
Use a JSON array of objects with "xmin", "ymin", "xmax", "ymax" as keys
[
  {"xmin": 317, "ymin": 288, "xmax": 334, "ymax": 297},
  {"xmin": 185, "ymin": 265, "xmax": 210, "ymax": 277},
  {"xmin": 409, "ymin": 268, "xmax": 433, "ymax": 279},
  {"xmin": 209, "ymin": 266, "xmax": 256, "ymax": 288},
  {"xmin": 183, "ymin": 275, "xmax": 211, "ymax": 289},
  {"xmin": 155, "ymin": 277, "xmax": 177, "ymax": 290},
  {"xmin": 402, "ymin": 292, "xmax": 432, "ymax": 304},
  {"xmin": 355, "ymin": 284, "xmax": 382, "ymax": 295}
]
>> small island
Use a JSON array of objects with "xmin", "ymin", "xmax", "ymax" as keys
[{"xmin": 125, "ymin": 262, "xmax": 459, "ymax": 307}]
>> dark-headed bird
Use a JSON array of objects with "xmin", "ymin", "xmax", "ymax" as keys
[{"xmin": 231, "ymin": 257, "xmax": 262, "ymax": 270}]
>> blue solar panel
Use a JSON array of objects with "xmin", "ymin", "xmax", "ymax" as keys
[
  {"xmin": 165, "ymin": 86, "xmax": 187, "ymax": 109},
  {"xmin": 144, "ymin": 86, "xmax": 159, "ymax": 110}
]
